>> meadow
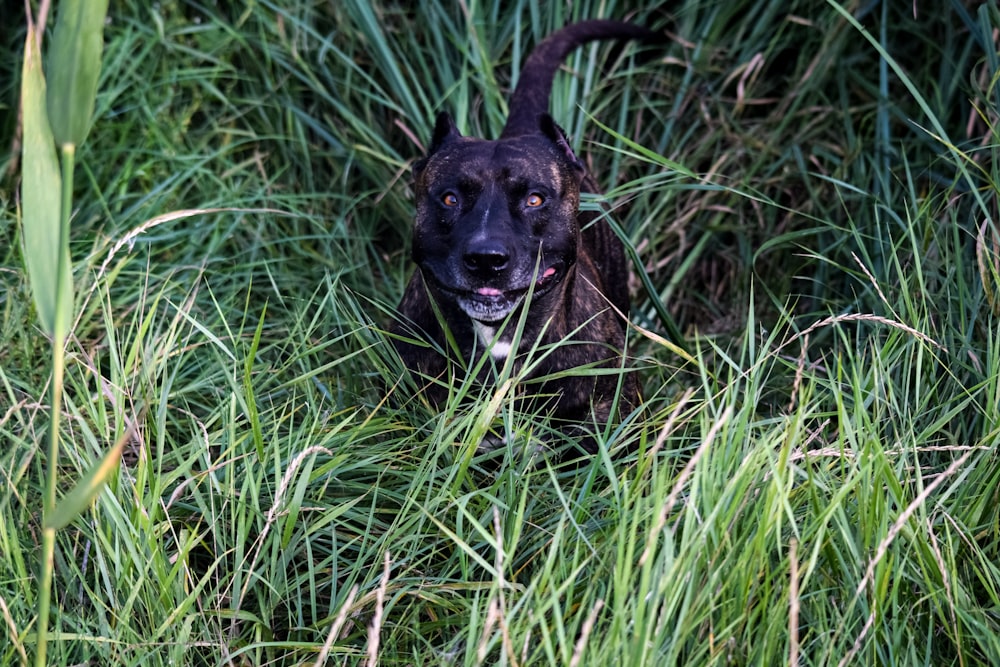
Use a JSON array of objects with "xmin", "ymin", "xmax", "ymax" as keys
[{"xmin": 1, "ymin": 1, "xmax": 999, "ymax": 665}]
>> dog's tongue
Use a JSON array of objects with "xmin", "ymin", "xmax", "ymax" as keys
[
  {"xmin": 477, "ymin": 269, "xmax": 556, "ymax": 296},
  {"xmin": 535, "ymin": 267, "xmax": 558, "ymax": 285}
]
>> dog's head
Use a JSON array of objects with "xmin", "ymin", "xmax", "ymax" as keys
[{"xmin": 410, "ymin": 112, "xmax": 585, "ymax": 324}]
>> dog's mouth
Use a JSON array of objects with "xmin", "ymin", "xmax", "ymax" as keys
[{"xmin": 449, "ymin": 265, "xmax": 562, "ymax": 323}]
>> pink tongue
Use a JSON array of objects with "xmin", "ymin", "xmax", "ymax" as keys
[{"xmin": 478, "ymin": 269, "xmax": 555, "ymax": 296}]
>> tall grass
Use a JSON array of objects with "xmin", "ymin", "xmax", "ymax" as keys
[{"xmin": 1, "ymin": 0, "xmax": 998, "ymax": 665}]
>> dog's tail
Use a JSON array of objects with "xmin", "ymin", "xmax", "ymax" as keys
[{"xmin": 500, "ymin": 19, "xmax": 660, "ymax": 139}]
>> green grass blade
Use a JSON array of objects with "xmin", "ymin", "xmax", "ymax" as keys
[
  {"xmin": 46, "ymin": 0, "xmax": 110, "ymax": 148},
  {"xmin": 20, "ymin": 26, "xmax": 70, "ymax": 339}
]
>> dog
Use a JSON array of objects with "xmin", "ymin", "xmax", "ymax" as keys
[{"xmin": 392, "ymin": 20, "xmax": 657, "ymax": 459}]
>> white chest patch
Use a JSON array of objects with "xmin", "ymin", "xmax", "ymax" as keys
[
  {"xmin": 473, "ymin": 321, "xmax": 512, "ymax": 360},
  {"xmin": 489, "ymin": 340, "xmax": 512, "ymax": 360}
]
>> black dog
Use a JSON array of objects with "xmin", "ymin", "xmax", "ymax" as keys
[{"xmin": 393, "ymin": 20, "xmax": 657, "ymax": 458}]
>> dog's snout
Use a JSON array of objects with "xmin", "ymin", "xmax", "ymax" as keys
[{"xmin": 463, "ymin": 240, "xmax": 510, "ymax": 276}]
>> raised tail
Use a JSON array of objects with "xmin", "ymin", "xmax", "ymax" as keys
[{"xmin": 500, "ymin": 19, "xmax": 660, "ymax": 138}]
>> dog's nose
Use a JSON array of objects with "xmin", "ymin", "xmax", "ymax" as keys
[{"xmin": 463, "ymin": 241, "xmax": 510, "ymax": 276}]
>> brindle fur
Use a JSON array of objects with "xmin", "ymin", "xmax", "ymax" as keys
[{"xmin": 393, "ymin": 20, "xmax": 656, "ymax": 457}]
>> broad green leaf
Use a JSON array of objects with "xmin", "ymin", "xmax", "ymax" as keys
[
  {"xmin": 20, "ymin": 27, "xmax": 71, "ymax": 338},
  {"xmin": 45, "ymin": 423, "xmax": 129, "ymax": 530},
  {"xmin": 46, "ymin": 0, "xmax": 110, "ymax": 148}
]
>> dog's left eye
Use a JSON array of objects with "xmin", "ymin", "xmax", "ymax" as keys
[
  {"xmin": 525, "ymin": 193, "xmax": 544, "ymax": 208},
  {"xmin": 442, "ymin": 192, "xmax": 459, "ymax": 207}
]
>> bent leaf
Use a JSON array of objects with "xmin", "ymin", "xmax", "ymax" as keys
[{"xmin": 45, "ymin": 421, "xmax": 131, "ymax": 530}]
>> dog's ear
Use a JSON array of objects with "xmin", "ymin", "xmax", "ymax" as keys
[
  {"xmin": 414, "ymin": 112, "xmax": 462, "ymax": 175},
  {"xmin": 539, "ymin": 113, "xmax": 585, "ymax": 178},
  {"xmin": 429, "ymin": 112, "xmax": 462, "ymax": 154}
]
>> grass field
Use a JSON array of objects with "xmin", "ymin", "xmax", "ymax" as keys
[{"xmin": 2, "ymin": 1, "xmax": 999, "ymax": 665}]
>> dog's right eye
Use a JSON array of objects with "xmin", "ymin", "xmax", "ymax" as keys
[
  {"xmin": 525, "ymin": 193, "xmax": 545, "ymax": 208},
  {"xmin": 442, "ymin": 193, "xmax": 459, "ymax": 207}
]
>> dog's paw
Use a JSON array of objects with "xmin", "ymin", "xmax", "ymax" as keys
[
  {"xmin": 476, "ymin": 431, "xmax": 507, "ymax": 453},
  {"xmin": 475, "ymin": 429, "xmax": 546, "ymax": 460}
]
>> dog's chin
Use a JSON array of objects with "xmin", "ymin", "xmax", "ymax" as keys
[
  {"xmin": 457, "ymin": 291, "xmax": 525, "ymax": 323},
  {"xmin": 447, "ymin": 265, "xmax": 564, "ymax": 324}
]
